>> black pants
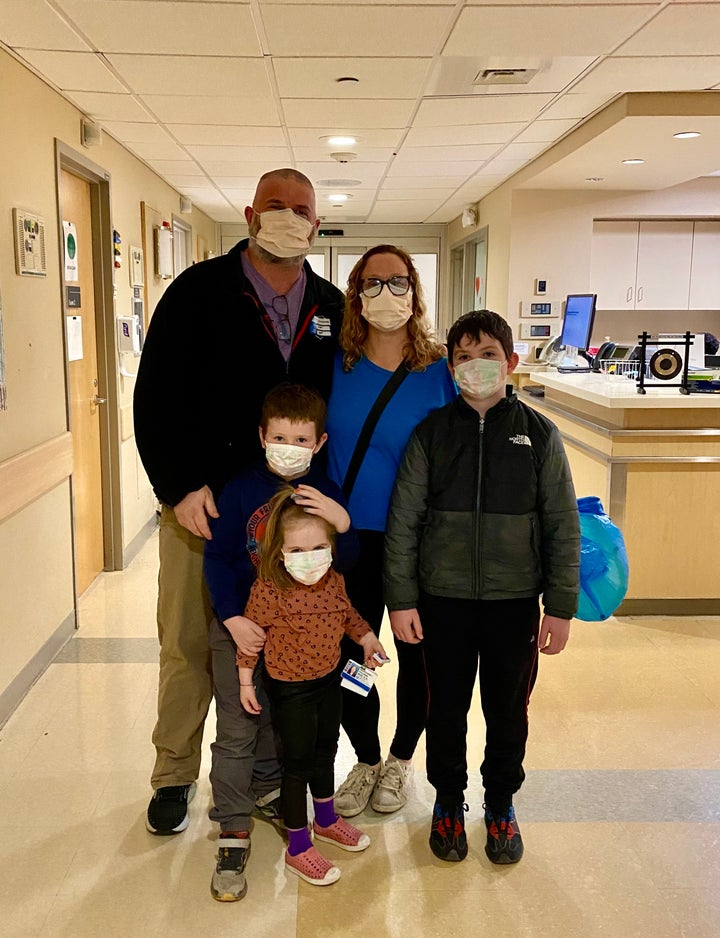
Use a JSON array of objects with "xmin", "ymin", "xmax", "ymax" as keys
[
  {"xmin": 420, "ymin": 592, "xmax": 540, "ymax": 809},
  {"xmin": 340, "ymin": 529, "xmax": 429, "ymax": 766},
  {"xmin": 263, "ymin": 668, "xmax": 341, "ymax": 830}
]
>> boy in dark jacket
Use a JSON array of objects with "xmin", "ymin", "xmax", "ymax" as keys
[
  {"xmin": 383, "ymin": 310, "xmax": 580, "ymax": 865},
  {"xmin": 203, "ymin": 383, "xmax": 359, "ymax": 901}
]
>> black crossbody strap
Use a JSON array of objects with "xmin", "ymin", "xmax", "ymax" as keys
[{"xmin": 342, "ymin": 361, "xmax": 410, "ymax": 500}]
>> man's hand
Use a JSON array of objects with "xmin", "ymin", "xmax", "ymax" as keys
[
  {"xmin": 538, "ymin": 614, "xmax": 571, "ymax": 655},
  {"xmin": 389, "ymin": 608, "xmax": 424, "ymax": 644},
  {"xmin": 173, "ymin": 485, "xmax": 219, "ymax": 539},
  {"xmin": 292, "ymin": 485, "xmax": 350, "ymax": 533},
  {"xmin": 224, "ymin": 615, "xmax": 266, "ymax": 656}
]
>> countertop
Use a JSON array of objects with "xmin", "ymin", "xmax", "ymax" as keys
[{"xmin": 528, "ymin": 369, "xmax": 720, "ymax": 409}]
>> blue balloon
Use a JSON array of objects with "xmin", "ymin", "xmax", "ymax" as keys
[{"xmin": 576, "ymin": 496, "xmax": 629, "ymax": 621}]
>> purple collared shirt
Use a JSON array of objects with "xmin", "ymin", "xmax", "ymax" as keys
[{"xmin": 241, "ymin": 248, "xmax": 307, "ymax": 362}]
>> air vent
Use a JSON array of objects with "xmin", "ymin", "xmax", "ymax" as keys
[{"xmin": 474, "ymin": 67, "xmax": 539, "ymax": 85}]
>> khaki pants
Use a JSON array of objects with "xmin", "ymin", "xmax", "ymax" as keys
[{"xmin": 151, "ymin": 506, "xmax": 213, "ymax": 789}]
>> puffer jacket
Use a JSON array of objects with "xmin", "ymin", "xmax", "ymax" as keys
[{"xmin": 383, "ymin": 392, "xmax": 580, "ymax": 620}]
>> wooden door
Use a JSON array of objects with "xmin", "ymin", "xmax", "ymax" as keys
[{"xmin": 60, "ymin": 169, "xmax": 105, "ymax": 594}]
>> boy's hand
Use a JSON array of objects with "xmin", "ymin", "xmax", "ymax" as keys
[
  {"xmin": 173, "ymin": 485, "xmax": 219, "ymax": 539},
  {"xmin": 358, "ymin": 632, "xmax": 388, "ymax": 669},
  {"xmin": 390, "ymin": 609, "xmax": 424, "ymax": 644},
  {"xmin": 224, "ymin": 615, "xmax": 266, "ymax": 656},
  {"xmin": 538, "ymin": 614, "xmax": 570, "ymax": 655},
  {"xmin": 240, "ymin": 682, "xmax": 262, "ymax": 714},
  {"xmin": 292, "ymin": 485, "xmax": 350, "ymax": 533}
]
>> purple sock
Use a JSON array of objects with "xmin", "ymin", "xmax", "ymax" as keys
[
  {"xmin": 287, "ymin": 825, "xmax": 312, "ymax": 857},
  {"xmin": 313, "ymin": 798, "xmax": 338, "ymax": 829}
]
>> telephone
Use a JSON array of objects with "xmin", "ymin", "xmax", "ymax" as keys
[
  {"xmin": 538, "ymin": 335, "xmax": 563, "ymax": 364},
  {"xmin": 592, "ymin": 341, "xmax": 616, "ymax": 371}
]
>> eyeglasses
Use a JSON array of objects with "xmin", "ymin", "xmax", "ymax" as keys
[
  {"xmin": 359, "ymin": 276, "xmax": 411, "ymax": 299},
  {"xmin": 270, "ymin": 295, "xmax": 291, "ymax": 342}
]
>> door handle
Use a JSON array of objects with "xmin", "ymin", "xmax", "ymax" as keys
[
  {"xmin": 626, "ymin": 287, "xmax": 633, "ymax": 303},
  {"xmin": 92, "ymin": 395, "xmax": 107, "ymax": 405},
  {"xmin": 637, "ymin": 286, "xmax": 643, "ymax": 303}
]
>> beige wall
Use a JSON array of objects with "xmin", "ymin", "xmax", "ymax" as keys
[{"xmin": 0, "ymin": 48, "xmax": 217, "ymax": 716}]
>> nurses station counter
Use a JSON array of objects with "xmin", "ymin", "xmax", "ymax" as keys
[{"xmin": 525, "ymin": 370, "xmax": 720, "ymax": 615}]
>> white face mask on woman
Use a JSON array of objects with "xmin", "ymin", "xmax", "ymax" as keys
[
  {"xmin": 253, "ymin": 208, "xmax": 315, "ymax": 259},
  {"xmin": 453, "ymin": 357, "xmax": 506, "ymax": 400},
  {"xmin": 282, "ymin": 547, "xmax": 333, "ymax": 585},
  {"xmin": 360, "ymin": 290, "xmax": 413, "ymax": 333},
  {"xmin": 264, "ymin": 442, "xmax": 314, "ymax": 478}
]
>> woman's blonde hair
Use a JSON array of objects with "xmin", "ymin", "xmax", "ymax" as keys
[
  {"xmin": 340, "ymin": 244, "xmax": 446, "ymax": 371},
  {"xmin": 257, "ymin": 487, "xmax": 335, "ymax": 591}
]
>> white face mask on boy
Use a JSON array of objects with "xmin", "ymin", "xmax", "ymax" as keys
[
  {"xmin": 454, "ymin": 358, "xmax": 506, "ymax": 400},
  {"xmin": 265, "ymin": 442, "xmax": 313, "ymax": 478},
  {"xmin": 253, "ymin": 208, "xmax": 315, "ymax": 259},
  {"xmin": 282, "ymin": 548, "xmax": 333, "ymax": 585}
]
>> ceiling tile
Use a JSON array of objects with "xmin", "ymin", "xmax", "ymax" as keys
[
  {"xmin": 296, "ymin": 162, "xmax": 385, "ymax": 185},
  {"xmin": 444, "ymin": 5, "xmax": 653, "ymax": 57},
  {"xmin": 127, "ymin": 140, "xmax": 190, "ymax": 161},
  {"xmin": 56, "ymin": 1, "xmax": 262, "ymax": 55},
  {"xmin": 145, "ymin": 160, "xmax": 207, "ymax": 175},
  {"xmin": 428, "ymin": 56, "xmax": 596, "ymax": 97},
  {"xmin": 103, "ymin": 121, "xmax": 172, "ymax": 143},
  {"xmin": 383, "ymin": 174, "xmax": 470, "ymax": 189},
  {"xmin": 396, "ymin": 144, "xmax": 499, "ymax": 163},
  {"xmin": 283, "ymin": 99, "xmax": 415, "ymax": 128},
  {"xmin": 619, "ymin": 5, "xmax": 720, "ymax": 56},
  {"xmin": 387, "ymin": 160, "xmax": 480, "ymax": 178},
  {"xmin": 415, "ymin": 95, "xmax": 555, "ymax": 127},
  {"xmin": 404, "ymin": 123, "xmax": 525, "ymax": 146},
  {"xmin": 168, "ymin": 125, "xmax": 287, "ymax": 147},
  {"xmin": 213, "ymin": 177, "xmax": 268, "ymax": 189},
  {"xmin": 18, "ymin": 50, "xmax": 126, "ymax": 92},
  {"xmin": 164, "ymin": 174, "xmax": 215, "ymax": 190},
  {"xmin": 261, "ymin": 4, "xmax": 455, "ymax": 57},
  {"xmin": 500, "ymin": 141, "xmax": 551, "ymax": 162},
  {"xmin": 273, "ymin": 57, "xmax": 431, "ymax": 99},
  {"xmin": 293, "ymin": 147, "xmax": 391, "ymax": 163},
  {"xmin": 193, "ymin": 161, "xmax": 298, "ymax": 177},
  {"xmin": 107, "ymin": 55, "xmax": 271, "ymax": 96},
  {"xmin": 187, "ymin": 145, "xmax": 291, "ymax": 164},
  {"xmin": 540, "ymin": 93, "xmax": 616, "ymax": 120},
  {"xmin": 574, "ymin": 56, "xmax": 720, "ymax": 93},
  {"xmin": 377, "ymin": 188, "xmax": 457, "ymax": 201},
  {"xmin": 0, "ymin": 1, "xmax": 89, "ymax": 50},
  {"xmin": 62, "ymin": 90, "xmax": 151, "ymax": 121},
  {"xmin": 515, "ymin": 119, "xmax": 580, "ymax": 143},
  {"xmin": 141, "ymin": 95, "xmax": 282, "ymax": 126},
  {"xmin": 368, "ymin": 201, "xmax": 440, "ymax": 222},
  {"xmin": 288, "ymin": 128, "xmax": 404, "ymax": 148}
]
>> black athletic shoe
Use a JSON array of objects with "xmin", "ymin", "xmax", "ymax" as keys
[
  {"xmin": 253, "ymin": 788, "xmax": 285, "ymax": 830},
  {"xmin": 146, "ymin": 782, "xmax": 196, "ymax": 835},
  {"xmin": 429, "ymin": 801, "xmax": 468, "ymax": 862},
  {"xmin": 484, "ymin": 805, "xmax": 524, "ymax": 864}
]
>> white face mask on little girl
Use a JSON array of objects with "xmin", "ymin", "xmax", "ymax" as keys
[{"xmin": 282, "ymin": 548, "xmax": 333, "ymax": 585}]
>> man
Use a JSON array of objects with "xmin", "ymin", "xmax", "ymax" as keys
[{"xmin": 133, "ymin": 169, "xmax": 344, "ymax": 840}]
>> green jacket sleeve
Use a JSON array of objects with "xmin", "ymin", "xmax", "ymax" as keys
[
  {"xmin": 383, "ymin": 430, "xmax": 430, "ymax": 611},
  {"xmin": 537, "ymin": 427, "xmax": 581, "ymax": 619}
]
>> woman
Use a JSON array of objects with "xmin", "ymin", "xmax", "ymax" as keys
[{"xmin": 326, "ymin": 245, "xmax": 457, "ymax": 817}]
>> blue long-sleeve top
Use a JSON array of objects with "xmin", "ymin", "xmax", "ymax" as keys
[{"xmin": 203, "ymin": 458, "xmax": 359, "ymax": 623}]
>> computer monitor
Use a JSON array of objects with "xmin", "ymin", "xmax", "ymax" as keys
[{"xmin": 557, "ymin": 293, "xmax": 597, "ymax": 371}]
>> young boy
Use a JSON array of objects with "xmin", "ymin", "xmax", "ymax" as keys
[
  {"xmin": 383, "ymin": 310, "xmax": 580, "ymax": 865},
  {"xmin": 203, "ymin": 383, "xmax": 358, "ymax": 901}
]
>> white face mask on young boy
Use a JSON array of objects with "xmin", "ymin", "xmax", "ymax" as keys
[
  {"xmin": 454, "ymin": 358, "xmax": 505, "ymax": 400},
  {"xmin": 282, "ymin": 548, "xmax": 333, "ymax": 585},
  {"xmin": 264, "ymin": 443, "xmax": 313, "ymax": 478}
]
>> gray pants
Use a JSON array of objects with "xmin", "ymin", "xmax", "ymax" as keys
[{"xmin": 208, "ymin": 617, "xmax": 282, "ymax": 831}]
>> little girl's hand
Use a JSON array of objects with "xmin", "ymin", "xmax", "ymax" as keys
[
  {"xmin": 359, "ymin": 633, "xmax": 388, "ymax": 668},
  {"xmin": 240, "ymin": 684, "xmax": 262, "ymax": 715}
]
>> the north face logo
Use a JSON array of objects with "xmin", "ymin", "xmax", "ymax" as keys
[{"xmin": 509, "ymin": 434, "xmax": 532, "ymax": 446}]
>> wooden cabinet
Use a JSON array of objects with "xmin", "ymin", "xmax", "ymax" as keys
[
  {"xmin": 688, "ymin": 221, "xmax": 720, "ymax": 309},
  {"xmin": 591, "ymin": 220, "xmax": 695, "ymax": 310}
]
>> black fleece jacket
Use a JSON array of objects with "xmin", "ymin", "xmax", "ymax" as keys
[{"xmin": 133, "ymin": 240, "xmax": 344, "ymax": 506}]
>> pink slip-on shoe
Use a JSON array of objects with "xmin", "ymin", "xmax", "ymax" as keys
[
  {"xmin": 313, "ymin": 816, "xmax": 371, "ymax": 852},
  {"xmin": 285, "ymin": 847, "xmax": 341, "ymax": 886}
]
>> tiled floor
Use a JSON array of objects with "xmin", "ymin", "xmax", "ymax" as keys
[{"xmin": 1, "ymin": 529, "xmax": 718, "ymax": 937}]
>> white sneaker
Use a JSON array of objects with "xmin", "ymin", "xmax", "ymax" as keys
[
  {"xmin": 371, "ymin": 759, "xmax": 413, "ymax": 813},
  {"xmin": 334, "ymin": 762, "xmax": 382, "ymax": 817}
]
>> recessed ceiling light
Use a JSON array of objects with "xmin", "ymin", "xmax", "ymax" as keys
[
  {"xmin": 673, "ymin": 131, "xmax": 701, "ymax": 139},
  {"xmin": 622, "ymin": 159, "xmax": 645, "ymax": 165},
  {"xmin": 327, "ymin": 193, "xmax": 349, "ymax": 202},
  {"xmin": 323, "ymin": 135, "xmax": 357, "ymax": 147},
  {"xmin": 316, "ymin": 178, "xmax": 362, "ymax": 187}
]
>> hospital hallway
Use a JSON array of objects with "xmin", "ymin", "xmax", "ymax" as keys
[{"xmin": 0, "ymin": 528, "xmax": 718, "ymax": 938}]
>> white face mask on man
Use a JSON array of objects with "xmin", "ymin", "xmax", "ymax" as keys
[
  {"xmin": 453, "ymin": 357, "xmax": 506, "ymax": 400},
  {"xmin": 282, "ymin": 547, "xmax": 333, "ymax": 585},
  {"xmin": 264, "ymin": 442, "xmax": 314, "ymax": 478},
  {"xmin": 360, "ymin": 290, "xmax": 413, "ymax": 333},
  {"xmin": 253, "ymin": 208, "xmax": 315, "ymax": 259}
]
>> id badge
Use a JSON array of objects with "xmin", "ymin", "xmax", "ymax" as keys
[{"xmin": 340, "ymin": 659, "xmax": 377, "ymax": 697}]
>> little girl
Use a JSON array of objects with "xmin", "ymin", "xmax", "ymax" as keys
[{"xmin": 238, "ymin": 487, "xmax": 388, "ymax": 886}]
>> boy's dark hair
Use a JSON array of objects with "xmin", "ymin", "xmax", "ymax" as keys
[
  {"xmin": 260, "ymin": 383, "xmax": 327, "ymax": 437},
  {"xmin": 447, "ymin": 310, "xmax": 515, "ymax": 362}
]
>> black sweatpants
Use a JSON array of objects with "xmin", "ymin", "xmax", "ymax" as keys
[
  {"xmin": 340, "ymin": 529, "xmax": 429, "ymax": 766},
  {"xmin": 420, "ymin": 592, "xmax": 541, "ymax": 809},
  {"xmin": 263, "ymin": 668, "xmax": 341, "ymax": 831}
]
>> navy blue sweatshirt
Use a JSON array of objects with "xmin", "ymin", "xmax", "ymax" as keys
[{"xmin": 203, "ymin": 459, "xmax": 359, "ymax": 623}]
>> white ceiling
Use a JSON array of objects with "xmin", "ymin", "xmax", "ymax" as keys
[{"xmin": 2, "ymin": 0, "xmax": 720, "ymax": 224}]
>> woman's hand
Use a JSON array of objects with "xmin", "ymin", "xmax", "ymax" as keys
[
  {"xmin": 358, "ymin": 632, "xmax": 389, "ymax": 668},
  {"xmin": 389, "ymin": 608, "xmax": 424, "ymax": 644},
  {"xmin": 293, "ymin": 485, "xmax": 350, "ymax": 533}
]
